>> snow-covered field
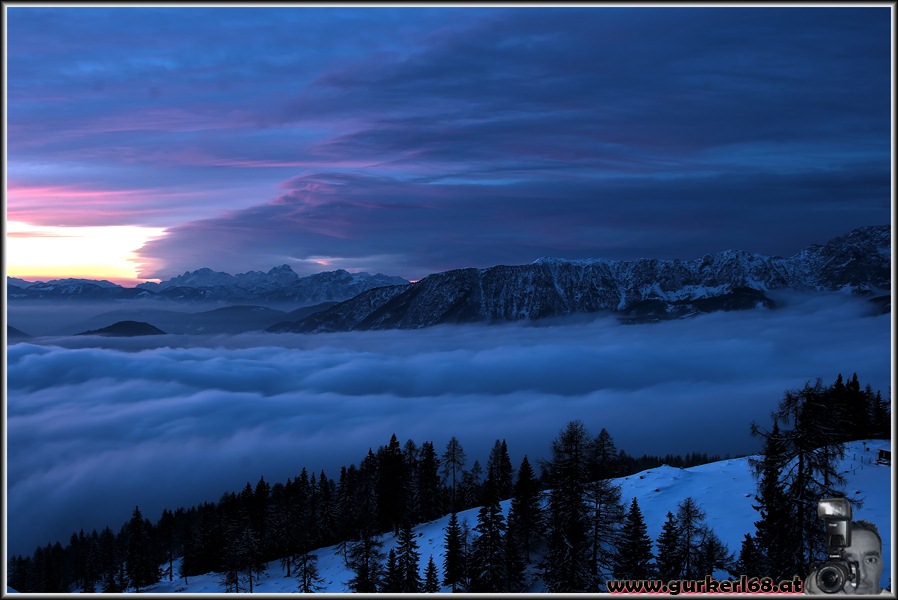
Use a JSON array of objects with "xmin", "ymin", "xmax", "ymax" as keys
[{"xmin": 127, "ymin": 439, "xmax": 889, "ymax": 594}]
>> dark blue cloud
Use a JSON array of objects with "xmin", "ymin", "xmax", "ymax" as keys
[{"xmin": 7, "ymin": 7, "xmax": 891, "ymax": 278}]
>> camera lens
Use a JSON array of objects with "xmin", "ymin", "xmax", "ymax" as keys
[{"xmin": 817, "ymin": 564, "xmax": 846, "ymax": 593}]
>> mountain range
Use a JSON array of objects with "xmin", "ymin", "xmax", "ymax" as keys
[
  {"xmin": 274, "ymin": 224, "xmax": 890, "ymax": 332},
  {"xmin": 7, "ymin": 267, "xmax": 408, "ymax": 304},
  {"xmin": 6, "ymin": 225, "xmax": 890, "ymax": 335}
]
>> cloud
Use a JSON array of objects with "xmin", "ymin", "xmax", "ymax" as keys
[
  {"xmin": 7, "ymin": 8, "xmax": 889, "ymax": 256},
  {"xmin": 134, "ymin": 165, "xmax": 889, "ymax": 281},
  {"xmin": 6, "ymin": 292, "xmax": 890, "ymax": 557}
]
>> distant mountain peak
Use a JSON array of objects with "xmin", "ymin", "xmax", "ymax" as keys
[{"xmin": 268, "ymin": 264, "xmax": 298, "ymax": 275}]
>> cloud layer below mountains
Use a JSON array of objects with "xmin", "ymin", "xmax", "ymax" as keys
[{"xmin": 6, "ymin": 291, "xmax": 890, "ymax": 557}]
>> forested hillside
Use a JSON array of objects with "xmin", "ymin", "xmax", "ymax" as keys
[{"xmin": 7, "ymin": 373, "xmax": 889, "ymax": 593}]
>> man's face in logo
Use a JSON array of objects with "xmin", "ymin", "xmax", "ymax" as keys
[{"xmin": 842, "ymin": 528, "xmax": 883, "ymax": 595}]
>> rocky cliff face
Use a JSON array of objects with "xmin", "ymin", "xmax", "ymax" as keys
[{"xmin": 280, "ymin": 225, "xmax": 890, "ymax": 333}]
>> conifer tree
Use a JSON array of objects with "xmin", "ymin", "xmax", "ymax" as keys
[
  {"xmin": 346, "ymin": 531, "xmax": 385, "ymax": 593},
  {"xmin": 294, "ymin": 552, "xmax": 324, "ymax": 593},
  {"xmin": 442, "ymin": 436, "xmax": 467, "ymax": 511},
  {"xmin": 346, "ymin": 453, "xmax": 384, "ymax": 593},
  {"xmin": 585, "ymin": 476, "xmax": 624, "ymax": 587},
  {"xmin": 487, "ymin": 439, "xmax": 515, "ymax": 500},
  {"xmin": 377, "ymin": 434, "xmax": 407, "ymax": 534},
  {"xmin": 734, "ymin": 533, "xmax": 764, "ymax": 579},
  {"xmin": 417, "ymin": 441, "xmax": 444, "ymax": 523},
  {"xmin": 592, "ymin": 428, "xmax": 621, "ymax": 480},
  {"xmin": 866, "ymin": 386, "xmax": 891, "ymax": 439},
  {"xmin": 469, "ymin": 477, "xmax": 508, "ymax": 592},
  {"xmin": 336, "ymin": 464, "xmax": 360, "ymax": 565},
  {"xmin": 459, "ymin": 460, "xmax": 484, "ymax": 510},
  {"xmin": 442, "ymin": 511, "xmax": 465, "ymax": 592},
  {"xmin": 424, "ymin": 556, "xmax": 441, "ymax": 593},
  {"xmin": 383, "ymin": 548, "xmax": 401, "ymax": 593},
  {"xmin": 125, "ymin": 506, "xmax": 159, "ymax": 592},
  {"xmin": 506, "ymin": 455, "xmax": 543, "ymax": 563},
  {"xmin": 504, "ymin": 527, "xmax": 528, "ymax": 593},
  {"xmin": 654, "ymin": 511, "xmax": 681, "ymax": 581},
  {"xmin": 396, "ymin": 521, "xmax": 423, "ymax": 593},
  {"xmin": 751, "ymin": 378, "xmax": 851, "ymax": 578},
  {"xmin": 695, "ymin": 529, "xmax": 734, "ymax": 578},
  {"xmin": 314, "ymin": 470, "xmax": 338, "ymax": 548},
  {"xmin": 237, "ymin": 525, "xmax": 267, "ymax": 593},
  {"xmin": 613, "ymin": 497, "xmax": 655, "ymax": 580},
  {"xmin": 749, "ymin": 421, "xmax": 794, "ymax": 580},
  {"xmin": 540, "ymin": 420, "xmax": 593, "ymax": 592},
  {"xmin": 158, "ymin": 509, "xmax": 176, "ymax": 583},
  {"xmin": 98, "ymin": 526, "xmax": 122, "ymax": 592},
  {"xmin": 403, "ymin": 439, "xmax": 422, "ymax": 522},
  {"xmin": 675, "ymin": 497, "xmax": 707, "ymax": 580}
]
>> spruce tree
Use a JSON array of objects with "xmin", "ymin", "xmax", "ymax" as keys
[
  {"xmin": 377, "ymin": 434, "xmax": 407, "ymax": 534},
  {"xmin": 459, "ymin": 460, "xmax": 484, "ymax": 510},
  {"xmin": 442, "ymin": 512, "xmax": 465, "ymax": 592},
  {"xmin": 592, "ymin": 428, "xmax": 621, "ymax": 480},
  {"xmin": 396, "ymin": 521, "xmax": 423, "ymax": 593},
  {"xmin": 749, "ymin": 421, "xmax": 795, "ymax": 580},
  {"xmin": 469, "ymin": 477, "xmax": 508, "ymax": 592},
  {"xmin": 507, "ymin": 455, "xmax": 543, "ymax": 563},
  {"xmin": 346, "ymin": 531, "xmax": 385, "ymax": 593},
  {"xmin": 383, "ymin": 548, "xmax": 401, "ymax": 593},
  {"xmin": 424, "ymin": 556, "xmax": 441, "ymax": 592},
  {"xmin": 157, "ymin": 509, "xmax": 176, "ymax": 583},
  {"xmin": 125, "ymin": 506, "xmax": 159, "ymax": 592},
  {"xmin": 654, "ymin": 511, "xmax": 681, "ymax": 580},
  {"xmin": 734, "ymin": 533, "xmax": 764, "ymax": 579},
  {"xmin": 613, "ymin": 497, "xmax": 655, "ymax": 580},
  {"xmin": 417, "ymin": 441, "xmax": 444, "ymax": 523},
  {"xmin": 487, "ymin": 439, "xmax": 515, "ymax": 500}
]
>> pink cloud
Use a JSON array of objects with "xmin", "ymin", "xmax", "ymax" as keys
[{"xmin": 6, "ymin": 181, "xmax": 206, "ymax": 227}]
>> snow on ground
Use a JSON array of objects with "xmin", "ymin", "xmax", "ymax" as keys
[{"xmin": 130, "ymin": 439, "xmax": 891, "ymax": 594}]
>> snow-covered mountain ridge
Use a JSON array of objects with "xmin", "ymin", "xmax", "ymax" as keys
[
  {"xmin": 7, "ymin": 266, "xmax": 408, "ymax": 305},
  {"xmin": 280, "ymin": 225, "xmax": 890, "ymax": 332}
]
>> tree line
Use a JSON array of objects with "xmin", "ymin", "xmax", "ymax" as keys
[{"xmin": 7, "ymin": 372, "xmax": 888, "ymax": 593}]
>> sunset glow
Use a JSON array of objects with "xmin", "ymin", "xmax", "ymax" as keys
[{"xmin": 6, "ymin": 221, "xmax": 166, "ymax": 286}]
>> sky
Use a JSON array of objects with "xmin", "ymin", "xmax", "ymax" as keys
[
  {"xmin": 6, "ymin": 290, "xmax": 891, "ymax": 558},
  {"xmin": 4, "ymin": 5, "xmax": 892, "ymax": 285}
]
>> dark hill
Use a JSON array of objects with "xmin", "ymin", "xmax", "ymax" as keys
[{"xmin": 76, "ymin": 321, "xmax": 167, "ymax": 337}]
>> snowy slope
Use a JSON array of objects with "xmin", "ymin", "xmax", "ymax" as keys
[{"xmin": 133, "ymin": 439, "xmax": 891, "ymax": 594}]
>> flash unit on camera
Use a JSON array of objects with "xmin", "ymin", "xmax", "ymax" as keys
[{"xmin": 817, "ymin": 497, "xmax": 852, "ymax": 520}]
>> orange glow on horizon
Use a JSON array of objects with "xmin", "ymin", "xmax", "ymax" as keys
[{"xmin": 6, "ymin": 221, "xmax": 166, "ymax": 288}]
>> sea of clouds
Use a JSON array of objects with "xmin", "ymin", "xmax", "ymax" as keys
[{"xmin": 6, "ymin": 291, "xmax": 891, "ymax": 557}]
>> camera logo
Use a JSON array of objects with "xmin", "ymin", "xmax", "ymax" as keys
[{"xmin": 813, "ymin": 497, "xmax": 857, "ymax": 594}]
